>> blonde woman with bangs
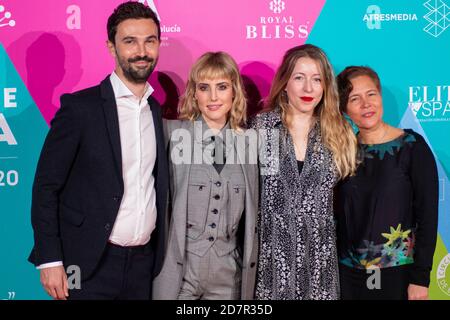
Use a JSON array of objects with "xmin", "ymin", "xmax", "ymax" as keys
[
  {"xmin": 153, "ymin": 52, "xmax": 259, "ymax": 300},
  {"xmin": 250, "ymin": 44, "xmax": 358, "ymax": 300}
]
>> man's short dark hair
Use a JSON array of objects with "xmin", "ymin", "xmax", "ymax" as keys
[{"xmin": 107, "ymin": 1, "xmax": 161, "ymax": 44}]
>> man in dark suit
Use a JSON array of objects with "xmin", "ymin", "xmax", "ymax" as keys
[{"xmin": 28, "ymin": 1, "xmax": 168, "ymax": 300}]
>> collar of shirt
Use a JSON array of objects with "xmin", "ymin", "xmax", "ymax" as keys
[
  {"xmin": 195, "ymin": 115, "xmax": 231, "ymax": 146},
  {"xmin": 268, "ymin": 107, "xmax": 283, "ymax": 128},
  {"xmin": 110, "ymin": 71, "xmax": 154, "ymax": 110}
]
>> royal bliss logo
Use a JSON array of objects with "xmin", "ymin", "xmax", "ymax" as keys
[{"xmin": 246, "ymin": 0, "xmax": 309, "ymax": 40}]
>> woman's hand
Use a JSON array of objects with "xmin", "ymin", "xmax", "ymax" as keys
[{"xmin": 408, "ymin": 284, "xmax": 429, "ymax": 300}]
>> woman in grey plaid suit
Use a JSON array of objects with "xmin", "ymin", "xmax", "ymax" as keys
[{"xmin": 153, "ymin": 52, "xmax": 259, "ymax": 300}]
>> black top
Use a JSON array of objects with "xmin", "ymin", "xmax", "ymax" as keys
[
  {"xmin": 335, "ymin": 129, "xmax": 438, "ymax": 286},
  {"xmin": 297, "ymin": 160, "xmax": 304, "ymax": 174}
]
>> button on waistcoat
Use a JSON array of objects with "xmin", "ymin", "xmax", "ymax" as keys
[{"xmin": 185, "ymin": 162, "xmax": 245, "ymax": 257}]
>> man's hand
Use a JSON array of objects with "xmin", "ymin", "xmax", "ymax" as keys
[
  {"xmin": 408, "ymin": 283, "xmax": 429, "ymax": 300},
  {"xmin": 40, "ymin": 266, "xmax": 69, "ymax": 300}
]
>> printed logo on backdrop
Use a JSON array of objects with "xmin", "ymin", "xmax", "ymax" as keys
[
  {"xmin": 0, "ymin": 4, "xmax": 15, "ymax": 28},
  {"xmin": 423, "ymin": 0, "xmax": 450, "ymax": 37},
  {"xmin": 1, "ymin": 83, "xmax": 19, "ymax": 188},
  {"xmin": 0, "ymin": 88, "xmax": 18, "ymax": 146},
  {"xmin": 363, "ymin": 5, "xmax": 417, "ymax": 30},
  {"xmin": 437, "ymin": 254, "xmax": 450, "ymax": 296},
  {"xmin": 363, "ymin": 1, "xmax": 450, "ymax": 38},
  {"xmin": 139, "ymin": 0, "xmax": 161, "ymax": 22},
  {"xmin": 246, "ymin": 0, "xmax": 309, "ymax": 40},
  {"xmin": 269, "ymin": 0, "xmax": 286, "ymax": 14},
  {"xmin": 138, "ymin": 0, "xmax": 182, "ymax": 47},
  {"xmin": 409, "ymin": 85, "xmax": 450, "ymax": 122},
  {"xmin": 66, "ymin": 5, "xmax": 81, "ymax": 30}
]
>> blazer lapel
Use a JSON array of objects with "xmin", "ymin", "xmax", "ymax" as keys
[
  {"xmin": 233, "ymin": 130, "xmax": 257, "ymax": 267},
  {"xmin": 100, "ymin": 76, "xmax": 123, "ymax": 188},
  {"xmin": 169, "ymin": 120, "xmax": 193, "ymax": 260}
]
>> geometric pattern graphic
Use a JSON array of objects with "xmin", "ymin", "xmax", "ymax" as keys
[
  {"xmin": 308, "ymin": 0, "xmax": 450, "ymax": 299},
  {"xmin": 1, "ymin": 0, "xmax": 448, "ymax": 299},
  {"xmin": 0, "ymin": 4, "xmax": 15, "ymax": 28},
  {"xmin": 0, "ymin": 43, "xmax": 49, "ymax": 299},
  {"xmin": 0, "ymin": 0, "xmax": 326, "ymax": 300},
  {"xmin": 424, "ymin": 0, "xmax": 450, "ymax": 37}
]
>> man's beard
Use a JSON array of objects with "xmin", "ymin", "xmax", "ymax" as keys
[{"xmin": 117, "ymin": 53, "xmax": 157, "ymax": 84}]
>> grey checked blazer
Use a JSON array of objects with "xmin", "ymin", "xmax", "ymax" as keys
[{"xmin": 152, "ymin": 119, "xmax": 259, "ymax": 300}]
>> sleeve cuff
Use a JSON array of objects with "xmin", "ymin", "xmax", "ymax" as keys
[
  {"xmin": 36, "ymin": 261, "xmax": 64, "ymax": 270},
  {"xmin": 408, "ymin": 264, "xmax": 431, "ymax": 287}
]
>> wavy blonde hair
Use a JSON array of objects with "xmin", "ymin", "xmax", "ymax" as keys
[
  {"xmin": 265, "ymin": 44, "xmax": 358, "ymax": 178},
  {"xmin": 178, "ymin": 51, "xmax": 247, "ymax": 130}
]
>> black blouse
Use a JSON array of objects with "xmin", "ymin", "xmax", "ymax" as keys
[
  {"xmin": 297, "ymin": 160, "xmax": 304, "ymax": 174},
  {"xmin": 335, "ymin": 129, "xmax": 438, "ymax": 286}
]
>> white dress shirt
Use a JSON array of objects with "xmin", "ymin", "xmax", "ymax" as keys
[
  {"xmin": 108, "ymin": 72, "xmax": 157, "ymax": 246},
  {"xmin": 37, "ymin": 72, "xmax": 158, "ymax": 269}
]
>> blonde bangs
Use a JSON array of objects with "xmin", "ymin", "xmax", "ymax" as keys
[
  {"xmin": 178, "ymin": 52, "xmax": 247, "ymax": 131},
  {"xmin": 194, "ymin": 65, "xmax": 232, "ymax": 83}
]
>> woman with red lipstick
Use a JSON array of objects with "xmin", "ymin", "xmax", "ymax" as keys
[
  {"xmin": 250, "ymin": 44, "xmax": 358, "ymax": 300},
  {"xmin": 335, "ymin": 66, "xmax": 438, "ymax": 300},
  {"xmin": 153, "ymin": 52, "xmax": 259, "ymax": 300}
]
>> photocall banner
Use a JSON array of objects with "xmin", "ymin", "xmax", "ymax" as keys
[{"xmin": 0, "ymin": 0, "xmax": 449, "ymax": 299}]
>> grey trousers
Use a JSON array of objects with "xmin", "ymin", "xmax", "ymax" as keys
[{"xmin": 178, "ymin": 248, "xmax": 242, "ymax": 300}]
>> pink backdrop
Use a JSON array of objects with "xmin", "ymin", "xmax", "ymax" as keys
[{"xmin": 1, "ymin": 0, "xmax": 325, "ymax": 122}]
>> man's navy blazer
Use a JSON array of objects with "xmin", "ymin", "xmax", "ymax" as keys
[{"xmin": 28, "ymin": 76, "xmax": 168, "ymax": 282}]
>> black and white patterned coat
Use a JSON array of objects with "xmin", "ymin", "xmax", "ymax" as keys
[{"xmin": 250, "ymin": 108, "xmax": 340, "ymax": 300}]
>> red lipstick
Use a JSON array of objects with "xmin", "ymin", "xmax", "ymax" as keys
[{"xmin": 300, "ymin": 96, "xmax": 314, "ymax": 102}]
